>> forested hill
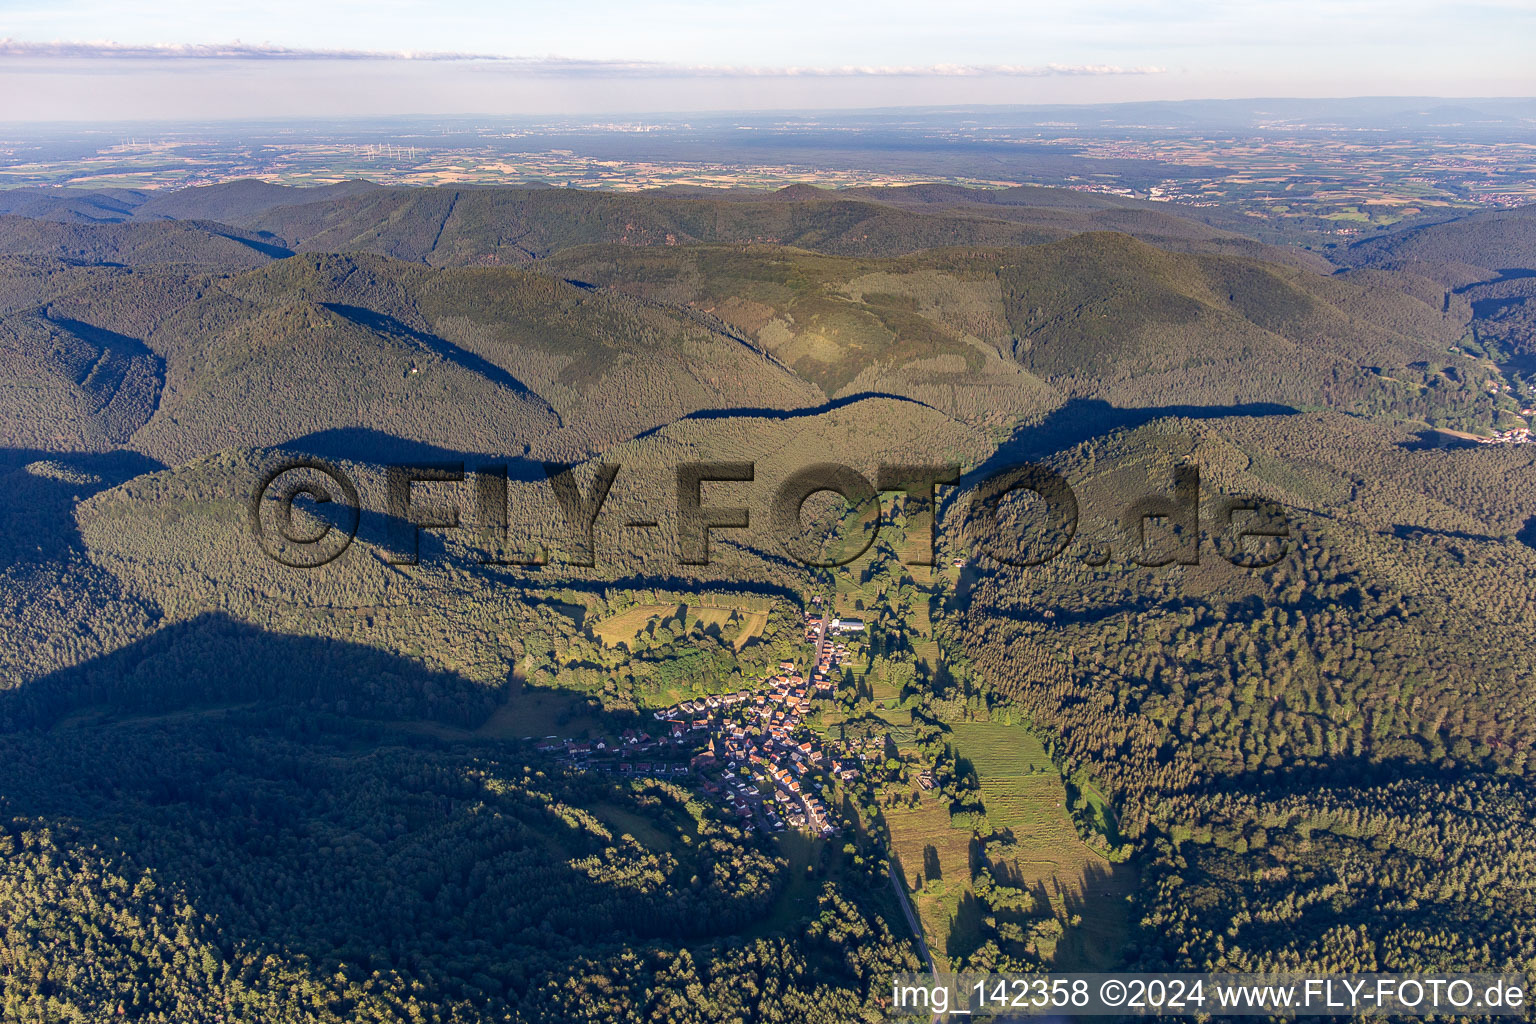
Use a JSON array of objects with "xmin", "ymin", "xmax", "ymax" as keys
[
  {"xmin": 1, "ymin": 178, "xmax": 1534, "ymax": 1020},
  {"xmin": 0, "ymin": 178, "xmax": 1324, "ymax": 266},
  {"xmin": 1344, "ymin": 204, "xmax": 1536, "ymax": 275}
]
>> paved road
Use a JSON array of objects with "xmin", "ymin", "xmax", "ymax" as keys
[
  {"xmin": 889, "ymin": 864, "xmax": 940, "ymax": 1023},
  {"xmin": 889, "ymin": 863, "xmax": 935, "ymax": 971}
]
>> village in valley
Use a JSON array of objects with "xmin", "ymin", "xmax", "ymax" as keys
[
  {"xmin": 535, "ymin": 606, "xmax": 885, "ymax": 837},
  {"xmin": 509, "ymin": 538, "xmax": 1133, "ymax": 971}
]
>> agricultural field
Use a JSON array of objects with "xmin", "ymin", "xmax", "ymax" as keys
[
  {"xmin": 473, "ymin": 685, "xmax": 608, "ymax": 741},
  {"xmin": 592, "ymin": 602, "xmax": 768, "ymax": 651},
  {"xmin": 949, "ymin": 722, "xmax": 1134, "ymax": 968},
  {"xmin": 732, "ymin": 610, "xmax": 769, "ymax": 651},
  {"xmin": 883, "ymin": 721, "xmax": 1134, "ymax": 969},
  {"xmin": 747, "ymin": 833, "xmax": 837, "ymax": 939},
  {"xmin": 589, "ymin": 799, "xmax": 683, "ymax": 851},
  {"xmin": 883, "ymin": 796, "xmax": 978, "ymax": 969},
  {"xmin": 591, "ymin": 603, "xmax": 681, "ymax": 646}
]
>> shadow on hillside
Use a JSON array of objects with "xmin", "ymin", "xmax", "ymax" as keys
[
  {"xmin": 945, "ymin": 890, "xmax": 987, "ymax": 962},
  {"xmin": 1390, "ymin": 522, "xmax": 1508, "ymax": 546},
  {"xmin": 0, "ymin": 446, "xmax": 166, "ymax": 563},
  {"xmin": 1052, "ymin": 860, "xmax": 1136, "ymax": 970},
  {"xmin": 630, "ymin": 390, "xmax": 938, "ymax": 441},
  {"xmin": 210, "ymin": 228, "xmax": 294, "ymax": 259},
  {"xmin": 1519, "ymin": 515, "xmax": 1536, "ymax": 553},
  {"xmin": 323, "ymin": 303, "xmax": 554, "ymax": 413},
  {"xmin": 278, "ymin": 425, "xmax": 548, "ymax": 473},
  {"xmin": 979, "ymin": 595, "xmax": 1197, "ymax": 628},
  {"xmin": 44, "ymin": 315, "xmax": 161, "ymax": 364},
  {"xmin": 1197, "ymin": 750, "xmax": 1495, "ymax": 798},
  {"xmin": 1398, "ymin": 429, "xmax": 1482, "ymax": 451},
  {"xmin": 0, "ymin": 614, "xmax": 788, "ymax": 997},
  {"xmin": 1451, "ymin": 268, "xmax": 1536, "ymax": 294},
  {"xmin": 0, "ymin": 611, "xmax": 501, "ymax": 732},
  {"xmin": 938, "ymin": 398, "xmax": 1303, "ymax": 566},
  {"xmin": 975, "ymin": 398, "xmax": 1302, "ymax": 470}
]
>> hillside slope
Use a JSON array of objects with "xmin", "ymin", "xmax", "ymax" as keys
[
  {"xmin": 122, "ymin": 253, "xmax": 822, "ymax": 464},
  {"xmin": 1347, "ymin": 205, "xmax": 1536, "ymax": 273}
]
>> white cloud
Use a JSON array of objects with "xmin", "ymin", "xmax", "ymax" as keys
[
  {"xmin": 0, "ymin": 39, "xmax": 1162, "ymax": 77},
  {"xmin": 0, "ymin": 39, "xmax": 499, "ymax": 60}
]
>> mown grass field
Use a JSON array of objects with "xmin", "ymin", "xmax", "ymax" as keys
[
  {"xmin": 883, "ymin": 796, "xmax": 978, "ymax": 970},
  {"xmin": 882, "ymin": 722, "xmax": 1134, "ymax": 970},
  {"xmin": 732, "ymin": 610, "xmax": 768, "ymax": 651},
  {"xmin": 749, "ymin": 832, "xmax": 827, "ymax": 938},
  {"xmin": 910, "ymin": 598, "xmax": 941, "ymax": 675},
  {"xmin": 591, "ymin": 602, "xmax": 766, "ymax": 651},
  {"xmin": 948, "ymin": 722, "xmax": 1135, "ymax": 969},
  {"xmin": 589, "ymin": 800, "xmax": 678, "ymax": 850},
  {"xmin": 591, "ymin": 603, "xmax": 679, "ymax": 646},
  {"xmin": 473, "ymin": 686, "xmax": 606, "ymax": 740}
]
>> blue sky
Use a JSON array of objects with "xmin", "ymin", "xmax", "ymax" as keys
[{"xmin": 1, "ymin": 0, "xmax": 1532, "ymax": 119}]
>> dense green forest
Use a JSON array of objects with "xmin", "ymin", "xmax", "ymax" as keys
[
  {"xmin": 1, "ymin": 179, "xmax": 1534, "ymax": 1018},
  {"xmin": 0, "ymin": 660, "xmax": 918, "ymax": 1022},
  {"xmin": 951, "ymin": 412, "xmax": 1536, "ymax": 972}
]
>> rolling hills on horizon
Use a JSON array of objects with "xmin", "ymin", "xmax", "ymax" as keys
[
  {"xmin": 2, "ymin": 179, "xmax": 1521, "ymax": 463},
  {"xmin": 1, "ymin": 175, "xmax": 1535, "ymax": 1021}
]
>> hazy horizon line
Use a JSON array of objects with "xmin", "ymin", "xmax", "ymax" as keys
[
  {"xmin": 4, "ymin": 94, "xmax": 1533, "ymax": 131},
  {"xmin": 0, "ymin": 40, "xmax": 1164, "ymax": 79}
]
